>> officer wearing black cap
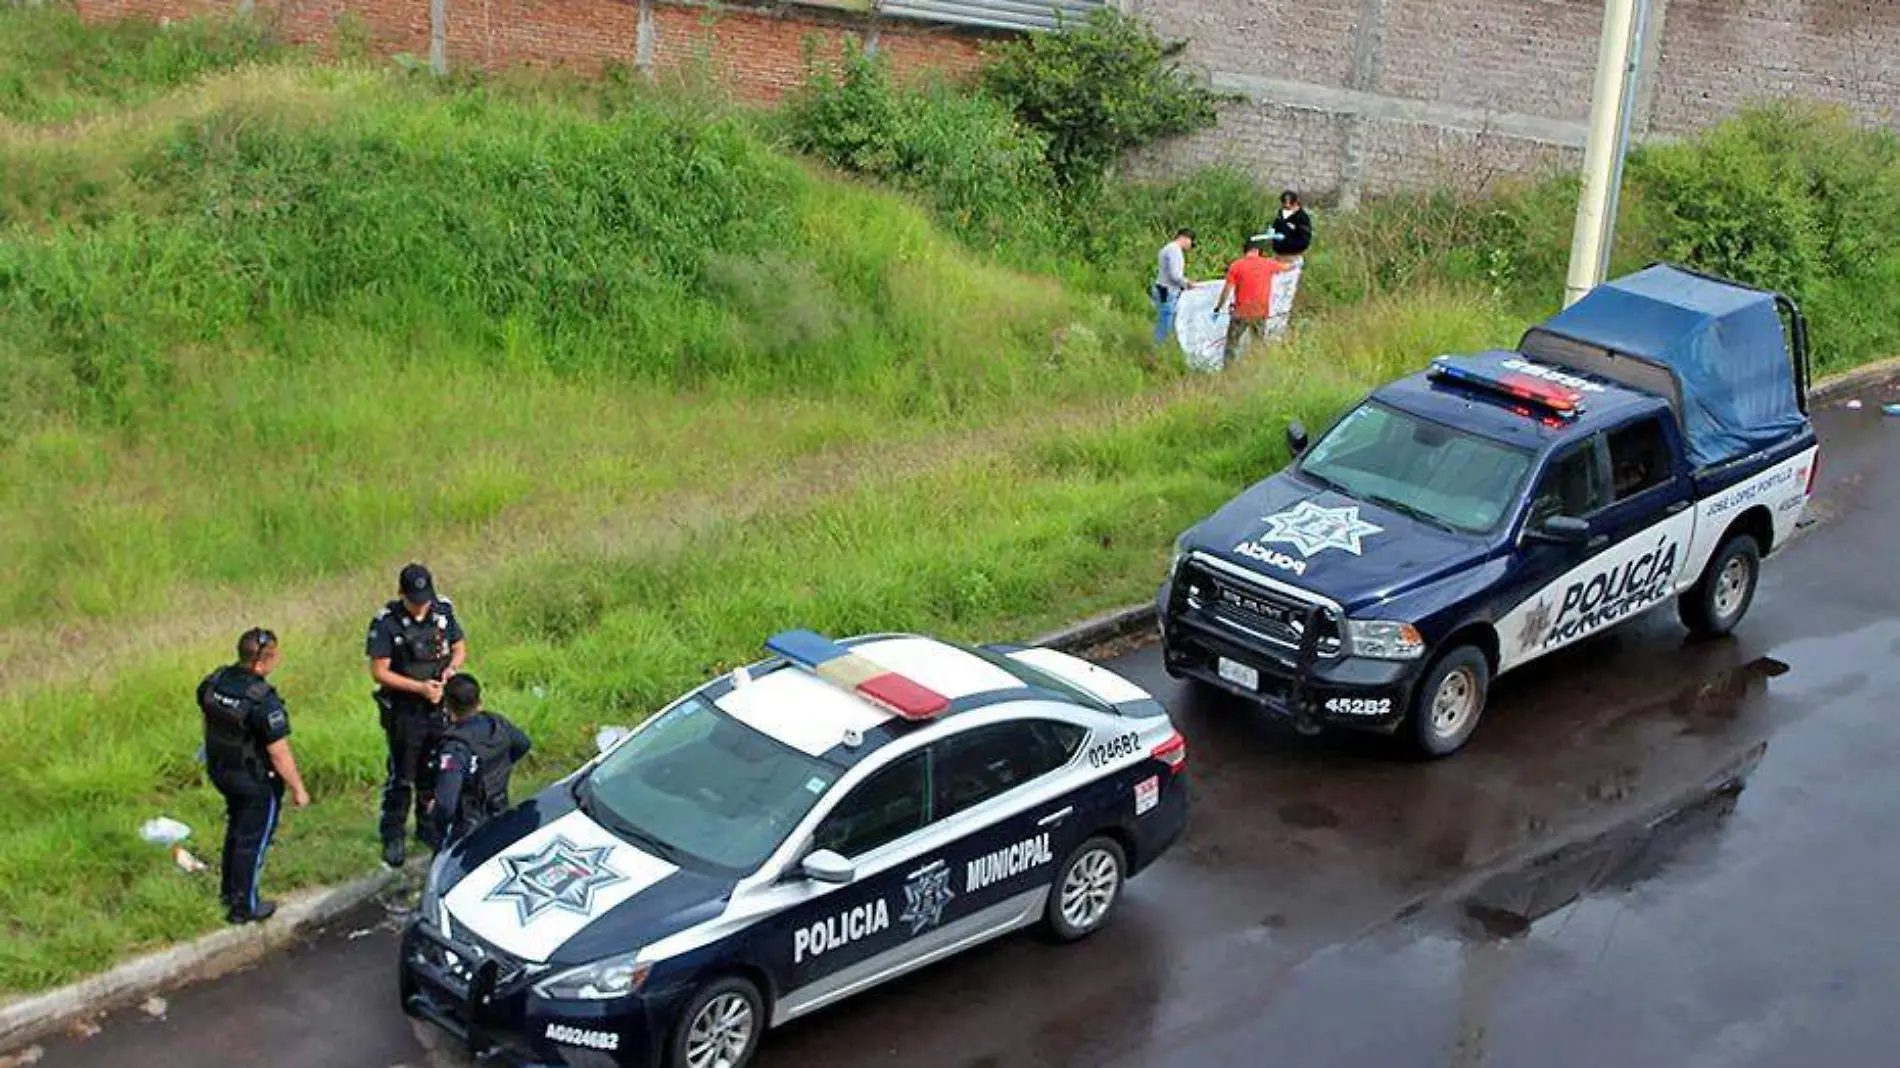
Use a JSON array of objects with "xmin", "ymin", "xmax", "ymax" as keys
[
  {"xmin": 198, "ymin": 627, "xmax": 310, "ymax": 924},
  {"xmin": 428, "ymin": 674, "xmax": 532, "ymax": 848},
  {"xmin": 366, "ymin": 563, "xmax": 467, "ymax": 867}
]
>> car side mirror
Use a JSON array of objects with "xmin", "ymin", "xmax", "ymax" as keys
[
  {"xmin": 1286, "ymin": 420, "xmax": 1310, "ymax": 457},
  {"xmin": 595, "ymin": 726, "xmax": 631, "ymax": 755},
  {"xmin": 800, "ymin": 849, "xmax": 855, "ymax": 885},
  {"xmin": 1528, "ymin": 515, "xmax": 1591, "ymax": 545}
]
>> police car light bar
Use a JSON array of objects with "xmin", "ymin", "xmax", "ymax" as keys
[
  {"xmin": 764, "ymin": 630, "xmax": 950, "ymax": 720},
  {"xmin": 1430, "ymin": 357, "xmax": 1583, "ymax": 421}
]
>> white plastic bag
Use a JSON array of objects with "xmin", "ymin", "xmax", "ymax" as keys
[
  {"xmin": 1174, "ymin": 282, "xmax": 1229, "ymax": 373},
  {"xmin": 138, "ymin": 816, "xmax": 192, "ymax": 846},
  {"xmin": 1266, "ymin": 260, "xmax": 1304, "ymax": 340}
]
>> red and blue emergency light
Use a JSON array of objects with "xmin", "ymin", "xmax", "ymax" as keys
[
  {"xmin": 765, "ymin": 630, "xmax": 950, "ymax": 720},
  {"xmin": 1429, "ymin": 356, "xmax": 1584, "ymax": 422}
]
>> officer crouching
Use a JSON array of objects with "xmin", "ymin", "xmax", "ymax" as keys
[
  {"xmin": 367, "ymin": 563, "xmax": 467, "ymax": 868},
  {"xmin": 198, "ymin": 627, "xmax": 311, "ymax": 924},
  {"xmin": 428, "ymin": 674, "xmax": 531, "ymax": 849}
]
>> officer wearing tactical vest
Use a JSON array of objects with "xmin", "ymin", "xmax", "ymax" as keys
[
  {"xmin": 367, "ymin": 563, "xmax": 467, "ymax": 867},
  {"xmin": 428, "ymin": 674, "xmax": 532, "ymax": 848},
  {"xmin": 197, "ymin": 628, "xmax": 310, "ymax": 924}
]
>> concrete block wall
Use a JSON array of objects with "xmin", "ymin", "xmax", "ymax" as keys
[{"xmin": 1136, "ymin": 0, "xmax": 1900, "ymax": 203}]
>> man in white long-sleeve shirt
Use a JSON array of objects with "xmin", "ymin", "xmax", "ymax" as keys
[{"xmin": 1152, "ymin": 228, "xmax": 1196, "ymax": 347}]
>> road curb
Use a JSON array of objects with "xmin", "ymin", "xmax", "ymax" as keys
[
  {"xmin": 0, "ymin": 867, "xmax": 400, "ymax": 1053},
  {"xmin": 1031, "ymin": 601, "xmax": 1157, "ymax": 653},
  {"xmin": 1810, "ymin": 354, "xmax": 1900, "ymax": 402}
]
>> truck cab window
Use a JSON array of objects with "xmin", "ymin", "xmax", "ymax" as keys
[
  {"xmin": 1529, "ymin": 439, "xmax": 1606, "ymax": 523},
  {"xmin": 1607, "ymin": 418, "xmax": 1672, "ymax": 500}
]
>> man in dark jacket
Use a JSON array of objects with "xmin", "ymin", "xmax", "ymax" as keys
[
  {"xmin": 367, "ymin": 562, "xmax": 467, "ymax": 867},
  {"xmin": 1267, "ymin": 190, "xmax": 1313, "ymax": 259},
  {"xmin": 429, "ymin": 673, "xmax": 531, "ymax": 848}
]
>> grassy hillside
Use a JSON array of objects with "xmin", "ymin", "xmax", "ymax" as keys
[{"xmin": 4, "ymin": 4, "xmax": 1898, "ymax": 993}]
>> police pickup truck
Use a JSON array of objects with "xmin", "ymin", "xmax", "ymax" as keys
[{"xmin": 1159, "ymin": 264, "xmax": 1819, "ymax": 757}]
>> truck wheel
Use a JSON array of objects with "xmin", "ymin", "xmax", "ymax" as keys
[
  {"xmin": 1679, "ymin": 534, "xmax": 1761, "ymax": 638},
  {"xmin": 1406, "ymin": 645, "xmax": 1489, "ymax": 759},
  {"xmin": 668, "ymin": 976, "xmax": 764, "ymax": 1068}
]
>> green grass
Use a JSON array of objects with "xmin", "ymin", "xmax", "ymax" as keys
[{"xmin": 3, "ymin": 3, "xmax": 1898, "ymax": 993}]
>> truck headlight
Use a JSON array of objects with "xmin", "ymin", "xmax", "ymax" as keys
[
  {"xmin": 1169, "ymin": 529, "xmax": 1195, "ymax": 577},
  {"xmin": 533, "ymin": 951, "xmax": 652, "ymax": 1001},
  {"xmin": 1344, "ymin": 619, "xmax": 1425, "ymax": 660}
]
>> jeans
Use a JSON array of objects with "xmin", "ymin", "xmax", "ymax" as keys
[{"xmin": 1151, "ymin": 286, "xmax": 1181, "ymax": 346}]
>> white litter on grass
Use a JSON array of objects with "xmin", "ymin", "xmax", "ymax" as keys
[
  {"xmin": 1845, "ymin": 399, "xmax": 1863, "ymax": 409},
  {"xmin": 172, "ymin": 846, "xmax": 208, "ymax": 873},
  {"xmin": 139, "ymin": 997, "xmax": 168, "ymax": 1019},
  {"xmin": 138, "ymin": 817, "xmax": 192, "ymax": 847},
  {"xmin": 347, "ymin": 927, "xmax": 376, "ymax": 940}
]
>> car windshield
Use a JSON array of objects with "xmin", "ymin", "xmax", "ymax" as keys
[
  {"xmin": 576, "ymin": 695, "xmax": 840, "ymax": 874},
  {"xmin": 1297, "ymin": 401, "xmax": 1533, "ymax": 534}
]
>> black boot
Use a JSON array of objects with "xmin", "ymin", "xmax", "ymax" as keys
[
  {"xmin": 383, "ymin": 838, "xmax": 406, "ymax": 869},
  {"xmin": 226, "ymin": 900, "xmax": 278, "ymax": 924}
]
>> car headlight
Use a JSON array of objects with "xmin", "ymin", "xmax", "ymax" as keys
[
  {"xmin": 1344, "ymin": 619, "xmax": 1426, "ymax": 660},
  {"xmin": 533, "ymin": 951, "xmax": 652, "ymax": 1001},
  {"xmin": 1169, "ymin": 529, "xmax": 1195, "ymax": 575}
]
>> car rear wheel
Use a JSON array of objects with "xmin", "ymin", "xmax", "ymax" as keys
[
  {"xmin": 1679, "ymin": 534, "xmax": 1760, "ymax": 638},
  {"xmin": 1406, "ymin": 644, "xmax": 1490, "ymax": 759},
  {"xmin": 1045, "ymin": 836, "xmax": 1127, "ymax": 943},
  {"xmin": 668, "ymin": 976, "xmax": 764, "ymax": 1068}
]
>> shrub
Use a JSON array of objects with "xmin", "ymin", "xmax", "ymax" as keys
[
  {"xmin": 779, "ymin": 41, "xmax": 1054, "ymax": 247},
  {"xmin": 980, "ymin": 9, "xmax": 1221, "ymax": 191}
]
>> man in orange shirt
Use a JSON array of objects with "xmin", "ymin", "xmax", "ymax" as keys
[{"xmin": 1213, "ymin": 237, "xmax": 1286, "ymax": 365}]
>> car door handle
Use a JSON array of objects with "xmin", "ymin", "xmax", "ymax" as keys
[
  {"xmin": 1037, "ymin": 806, "xmax": 1075, "ymax": 828},
  {"xmin": 1587, "ymin": 535, "xmax": 1608, "ymax": 549},
  {"xmin": 1666, "ymin": 499, "xmax": 1690, "ymax": 514}
]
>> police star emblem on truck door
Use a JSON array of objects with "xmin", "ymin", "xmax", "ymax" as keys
[
  {"xmin": 899, "ymin": 861, "xmax": 955, "ymax": 935},
  {"xmin": 1259, "ymin": 501, "xmax": 1384, "ymax": 557},
  {"xmin": 486, "ymin": 836, "xmax": 628, "ymax": 924}
]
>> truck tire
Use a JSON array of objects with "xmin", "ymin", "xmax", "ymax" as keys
[
  {"xmin": 1679, "ymin": 534, "xmax": 1761, "ymax": 638},
  {"xmin": 1406, "ymin": 644, "xmax": 1490, "ymax": 759}
]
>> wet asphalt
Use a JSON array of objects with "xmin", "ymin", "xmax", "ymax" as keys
[{"xmin": 26, "ymin": 375, "xmax": 1900, "ymax": 1068}]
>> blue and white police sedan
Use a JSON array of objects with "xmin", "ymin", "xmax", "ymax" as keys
[{"xmin": 400, "ymin": 629, "xmax": 1189, "ymax": 1068}]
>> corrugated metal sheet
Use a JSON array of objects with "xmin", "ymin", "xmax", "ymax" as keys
[{"xmin": 876, "ymin": 0, "xmax": 1102, "ymax": 33}]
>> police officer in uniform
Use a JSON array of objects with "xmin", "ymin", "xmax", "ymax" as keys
[
  {"xmin": 198, "ymin": 627, "xmax": 310, "ymax": 924},
  {"xmin": 428, "ymin": 674, "xmax": 532, "ymax": 848},
  {"xmin": 367, "ymin": 563, "xmax": 467, "ymax": 867}
]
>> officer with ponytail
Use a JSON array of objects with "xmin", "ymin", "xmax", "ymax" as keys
[
  {"xmin": 198, "ymin": 627, "xmax": 310, "ymax": 924},
  {"xmin": 428, "ymin": 673, "xmax": 531, "ymax": 848}
]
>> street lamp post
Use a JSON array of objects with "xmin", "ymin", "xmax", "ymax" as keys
[{"xmin": 1563, "ymin": 0, "xmax": 1646, "ymax": 308}]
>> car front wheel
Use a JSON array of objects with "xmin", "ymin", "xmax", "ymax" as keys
[
  {"xmin": 668, "ymin": 976, "xmax": 764, "ymax": 1068},
  {"xmin": 1045, "ymin": 836, "xmax": 1127, "ymax": 942}
]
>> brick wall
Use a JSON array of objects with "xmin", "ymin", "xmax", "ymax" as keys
[{"xmin": 72, "ymin": 0, "xmax": 989, "ymax": 101}]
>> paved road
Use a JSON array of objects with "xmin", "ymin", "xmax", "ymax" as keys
[{"xmin": 32, "ymin": 376, "xmax": 1900, "ymax": 1068}]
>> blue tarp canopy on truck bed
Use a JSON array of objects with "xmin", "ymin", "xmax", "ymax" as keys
[{"xmin": 1521, "ymin": 264, "xmax": 1807, "ymax": 469}]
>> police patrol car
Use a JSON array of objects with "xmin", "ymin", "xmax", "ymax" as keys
[
  {"xmin": 400, "ymin": 630, "xmax": 1188, "ymax": 1067},
  {"xmin": 1160, "ymin": 264, "xmax": 1820, "ymax": 757}
]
